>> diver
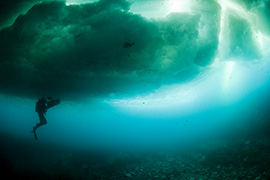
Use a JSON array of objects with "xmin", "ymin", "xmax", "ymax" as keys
[{"xmin": 31, "ymin": 97, "xmax": 60, "ymax": 140}]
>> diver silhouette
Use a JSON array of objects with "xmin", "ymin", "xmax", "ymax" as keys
[{"xmin": 32, "ymin": 97, "xmax": 60, "ymax": 140}]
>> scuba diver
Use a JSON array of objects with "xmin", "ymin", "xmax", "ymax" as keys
[{"xmin": 32, "ymin": 97, "xmax": 60, "ymax": 140}]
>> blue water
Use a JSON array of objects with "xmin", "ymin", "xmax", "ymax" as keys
[
  {"xmin": 1, "ymin": 59, "xmax": 270, "ymax": 179},
  {"xmin": 1, "ymin": 59, "xmax": 269, "ymax": 150},
  {"xmin": 0, "ymin": 78, "xmax": 270, "ymax": 179},
  {"xmin": 0, "ymin": 0, "xmax": 270, "ymax": 179}
]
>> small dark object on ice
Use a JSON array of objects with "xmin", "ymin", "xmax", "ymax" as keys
[{"xmin": 123, "ymin": 42, "xmax": 135, "ymax": 48}]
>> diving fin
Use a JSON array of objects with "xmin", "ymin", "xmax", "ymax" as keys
[
  {"xmin": 33, "ymin": 131, "xmax": 38, "ymax": 140},
  {"xmin": 31, "ymin": 128, "xmax": 38, "ymax": 140}
]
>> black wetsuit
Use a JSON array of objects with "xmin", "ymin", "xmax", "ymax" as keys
[
  {"xmin": 32, "ymin": 98, "xmax": 60, "ymax": 140},
  {"xmin": 34, "ymin": 98, "xmax": 48, "ymax": 131}
]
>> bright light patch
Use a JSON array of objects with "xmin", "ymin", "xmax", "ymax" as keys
[
  {"xmin": 168, "ymin": 0, "xmax": 182, "ymax": 12},
  {"xmin": 167, "ymin": 0, "xmax": 192, "ymax": 13},
  {"xmin": 215, "ymin": 0, "xmax": 269, "ymax": 62},
  {"xmin": 107, "ymin": 83, "xmax": 205, "ymax": 118},
  {"xmin": 128, "ymin": 0, "xmax": 194, "ymax": 19},
  {"xmin": 218, "ymin": 0, "xmax": 249, "ymax": 17},
  {"xmin": 254, "ymin": 31, "xmax": 270, "ymax": 58},
  {"xmin": 108, "ymin": 59, "xmax": 270, "ymax": 118},
  {"xmin": 216, "ymin": 2, "xmax": 229, "ymax": 62},
  {"xmin": 65, "ymin": 0, "xmax": 98, "ymax": 6}
]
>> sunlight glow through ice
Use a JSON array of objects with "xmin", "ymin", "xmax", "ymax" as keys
[
  {"xmin": 222, "ymin": 61, "xmax": 235, "ymax": 95},
  {"xmin": 167, "ymin": 0, "xmax": 193, "ymax": 14},
  {"xmin": 0, "ymin": 0, "xmax": 269, "ymax": 151},
  {"xmin": 128, "ymin": 0, "xmax": 194, "ymax": 19},
  {"xmin": 108, "ymin": 59, "xmax": 270, "ymax": 118},
  {"xmin": 65, "ymin": 0, "xmax": 98, "ymax": 6},
  {"xmin": 106, "ymin": 0, "xmax": 270, "ymax": 118},
  {"xmin": 59, "ymin": 0, "xmax": 270, "ymax": 119}
]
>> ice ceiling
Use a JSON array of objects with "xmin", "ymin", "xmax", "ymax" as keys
[{"xmin": 0, "ymin": 0, "xmax": 269, "ymax": 110}]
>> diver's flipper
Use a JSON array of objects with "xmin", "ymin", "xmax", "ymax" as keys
[
  {"xmin": 33, "ymin": 131, "xmax": 38, "ymax": 140},
  {"xmin": 31, "ymin": 129, "xmax": 38, "ymax": 140}
]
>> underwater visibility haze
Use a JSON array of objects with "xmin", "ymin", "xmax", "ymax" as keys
[{"xmin": 0, "ymin": 0, "xmax": 270, "ymax": 179}]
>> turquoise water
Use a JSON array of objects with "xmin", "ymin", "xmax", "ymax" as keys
[
  {"xmin": 0, "ymin": 0, "xmax": 270, "ymax": 179},
  {"xmin": 0, "ymin": 72, "xmax": 269, "ymax": 179}
]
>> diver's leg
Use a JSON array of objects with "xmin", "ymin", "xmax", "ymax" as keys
[
  {"xmin": 32, "ymin": 113, "xmax": 47, "ymax": 140},
  {"xmin": 32, "ymin": 113, "xmax": 47, "ymax": 131},
  {"xmin": 39, "ymin": 113, "xmax": 47, "ymax": 125}
]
